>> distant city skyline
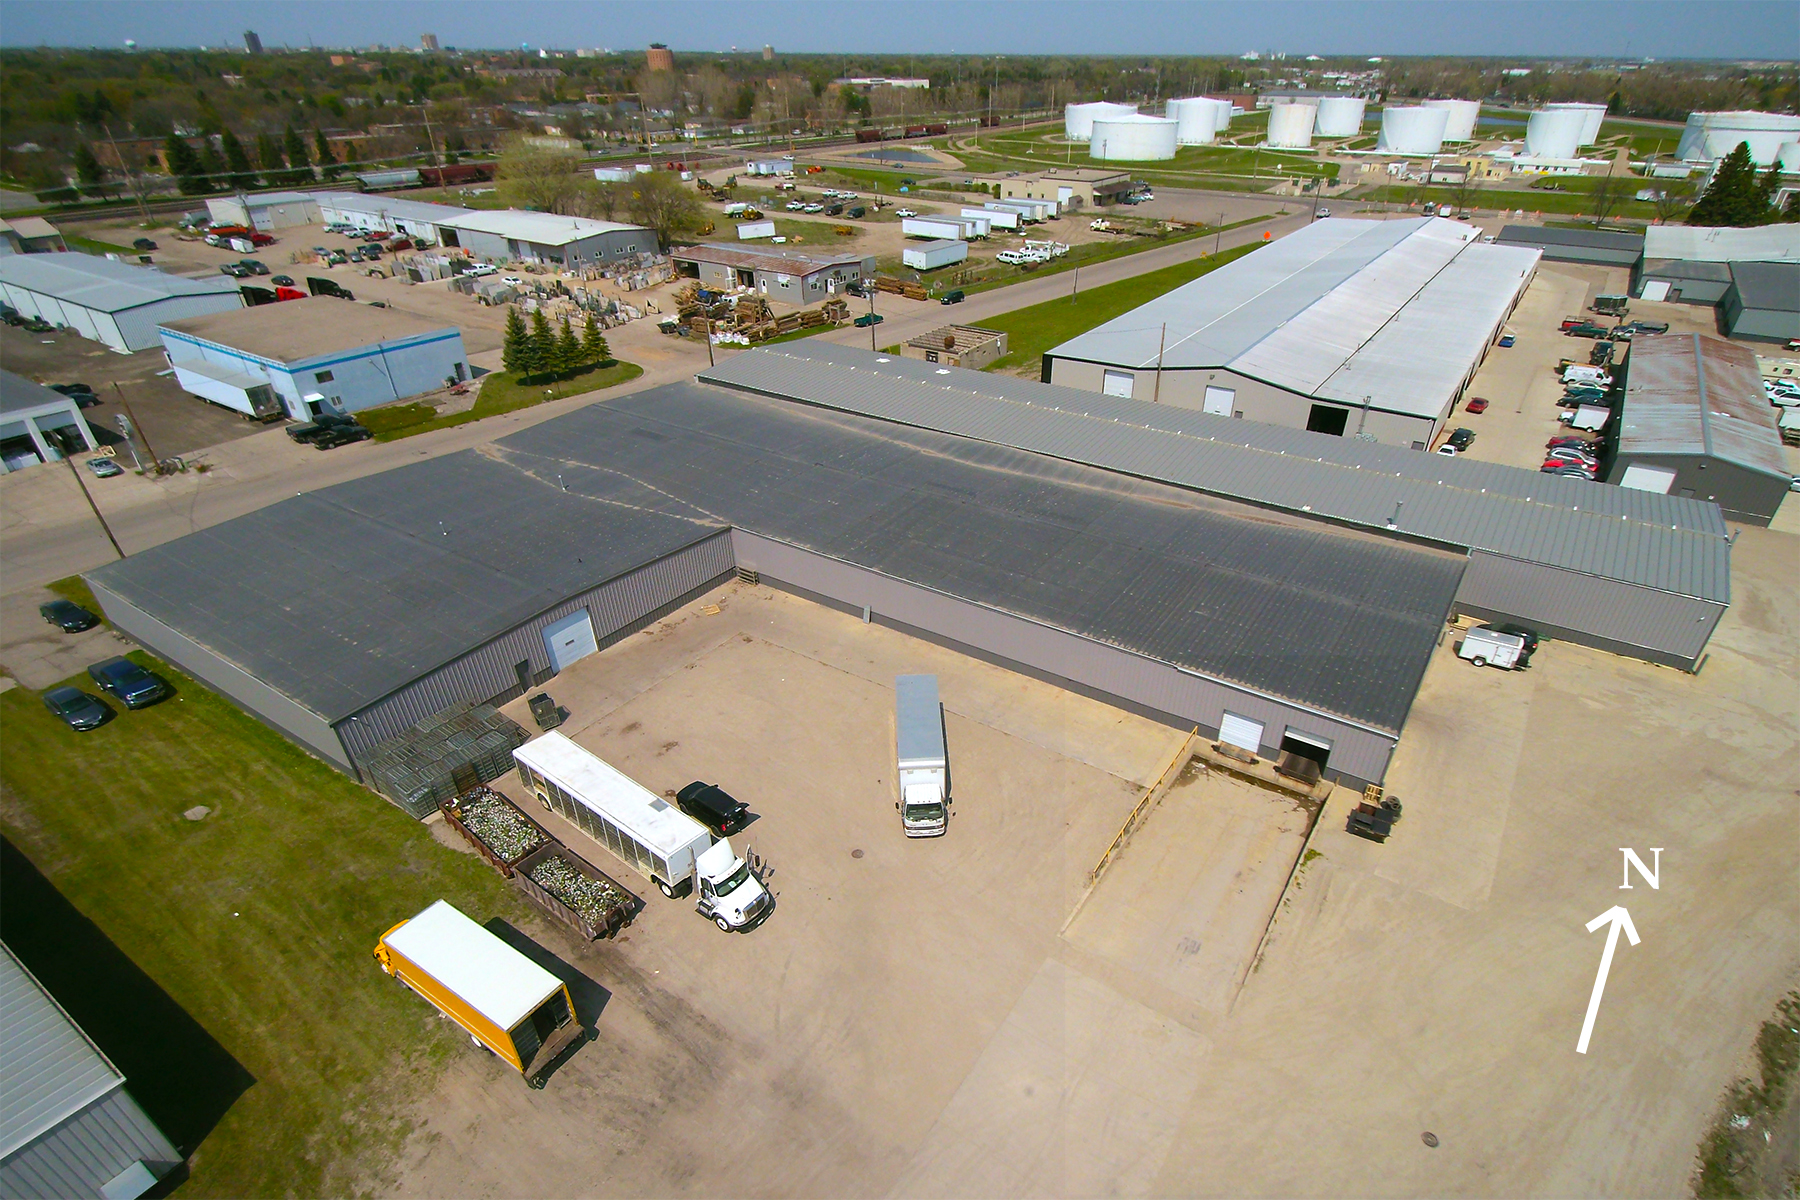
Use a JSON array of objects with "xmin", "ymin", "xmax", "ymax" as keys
[{"xmin": 0, "ymin": 0, "xmax": 1794, "ymax": 59}]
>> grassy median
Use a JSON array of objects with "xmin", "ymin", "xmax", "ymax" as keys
[
  {"xmin": 359, "ymin": 361, "xmax": 643, "ymax": 441},
  {"xmin": 0, "ymin": 645, "xmax": 522, "ymax": 1196}
]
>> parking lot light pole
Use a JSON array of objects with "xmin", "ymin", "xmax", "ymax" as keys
[{"xmin": 111, "ymin": 383, "xmax": 160, "ymax": 472}]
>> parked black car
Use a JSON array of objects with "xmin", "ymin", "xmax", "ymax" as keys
[
  {"xmin": 940, "ymin": 289, "xmax": 966, "ymax": 305},
  {"xmin": 676, "ymin": 782, "xmax": 749, "ymax": 836},
  {"xmin": 312, "ymin": 423, "xmax": 373, "ymax": 450},
  {"xmin": 87, "ymin": 656, "xmax": 171, "ymax": 708},
  {"xmin": 132, "ymin": 237, "xmax": 158, "ymax": 251},
  {"xmin": 43, "ymin": 686, "xmax": 109, "ymax": 731},
  {"xmin": 285, "ymin": 412, "xmax": 360, "ymax": 444},
  {"xmin": 1446, "ymin": 427, "xmax": 1476, "ymax": 452},
  {"xmin": 40, "ymin": 599, "xmax": 100, "ymax": 632}
]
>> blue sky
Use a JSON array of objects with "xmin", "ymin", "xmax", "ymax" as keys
[{"xmin": 0, "ymin": 1, "xmax": 1793, "ymax": 58}]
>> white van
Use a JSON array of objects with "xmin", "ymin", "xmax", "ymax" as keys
[{"xmin": 1457, "ymin": 626, "xmax": 1527, "ymax": 670}]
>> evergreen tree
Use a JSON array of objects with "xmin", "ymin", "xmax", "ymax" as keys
[
  {"xmin": 198, "ymin": 141, "xmax": 227, "ymax": 189},
  {"xmin": 1687, "ymin": 142, "xmax": 1759, "ymax": 227},
  {"xmin": 501, "ymin": 307, "xmax": 528, "ymax": 375},
  {"xmin": 525, "ymin": 309, "xmax": 555, "ymax": 380},
  {"xmin": 71, "ymin": 143, "xmax": 107, "ymax": 196},
  {"xmin": 556, "ymin": 318, "xmax": 582, "ymax": 376},
  {"xmin": 221, "ymin": 130, "xmax": 257, "ymax": 190},
  {"xmin": 162, "ymin": 134, "xmax": 208, "ymax": 195},
  {"xmin": 581, "ymin": 312, "xmax": 611, "ymax": 366},
  {"xmin": 282, "ymin": 124, "xmax": 313, "ymax": 185},
  {"xmin": 313, "ymin": 128, "xmax": 338, "ymax": 179},
  {"xmin": 1753, "ymin": 164, "xmax": 1783, "ymax": 224},
  {"xmin": 1784, "ymin": 192, "xmax": 1800, "ymax": 224},
  {"xmin": 256, "ymin": 132, "xmax": 285, "ymax": 185},
  {"xmin": 339, "ymin": 141, "xmax": 360, "ymax": 171}
]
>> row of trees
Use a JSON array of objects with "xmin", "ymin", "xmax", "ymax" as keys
[
  {"xmin": 1687, "ymin": 143, "xmax": 1799, "ymax": 226},
  {"xmin": 495, "ymin": 142, "xmax": 704, "ymax": 249},
  {"xmin": 501, "ymin": 309, "xmax": 613, "ymax": 383}
]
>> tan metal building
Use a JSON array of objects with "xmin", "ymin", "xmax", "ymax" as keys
[
  {"xmin": 902, "ymin": 326, "xmax": 1008, "ymax": 370},
  {"xmin": 979, "ymin": 168, "xmax": 1134, "ymax": 210}
]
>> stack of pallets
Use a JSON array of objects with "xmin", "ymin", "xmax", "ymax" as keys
[{"xmin": 362, "ymin": 702, "xmax": 530, "ymax": 819}]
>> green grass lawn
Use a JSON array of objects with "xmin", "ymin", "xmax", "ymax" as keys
[
  {"xmin": 979, "ymin": 240, "xmax": 1261, "ymax": 372},
  {"xmin": 945, "ymin": 213, "xmax": 1271, "ymax": 298},
  {"xmin": 0, "ymin": 639, "xmax": 525, "ymax": 1197},
  {"xmin": 359, "ymin": 360, "xmax": 643, "ymax": 441},
  {"xmin": 67, "ymin": 233, "xmax": 138, "ymax": 255},
  {"xmin": 1358, "ymin": 182, "xmax": 1663, "ymax": 221}
]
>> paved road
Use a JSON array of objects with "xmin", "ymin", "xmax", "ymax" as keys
[
  {"xmin": 814, "ymin": 203, "xmax": 1311, "ymax": 357},
  {"xmin": 0, "ymin": 200, "xmax": 1308, "ymax": 610}
]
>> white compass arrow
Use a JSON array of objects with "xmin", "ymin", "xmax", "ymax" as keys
[{"xmin": 1576, "ymin": 905, "xmax": 1640, "ymax": 1055}]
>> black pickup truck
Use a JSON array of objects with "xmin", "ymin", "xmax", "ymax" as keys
[{"xmin": 285, "ymin": 411, "xmax": 361, "ymax": 444}]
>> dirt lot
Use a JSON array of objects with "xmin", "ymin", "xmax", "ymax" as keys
[{"xmin": 369, "ymin": 532, "xmax": 1796, "ymax": 1198}]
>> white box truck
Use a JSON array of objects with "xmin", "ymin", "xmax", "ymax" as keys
[
  {"xmin": 895, "ymin": 675, "xmax": 948, "ymax": 837},
  {"xmin": 514, "ymin": 732, "xmax": 771, "ymax": 932}
]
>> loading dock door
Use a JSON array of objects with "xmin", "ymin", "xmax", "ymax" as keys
[
  {"xmin": 543, "ymin": 610, "xmax": 598, "ymax": 672},
  {"xmin": 1203, "ymin": 386, "xmax": 1236, "ymax": 416},
  {"xmin": 1306, "ymin": 404, "xmax": 1349, "ymax": 436},
  {"xmin": 1280, "ymin": 728, "xmax": 1332, "ymax": 768},
  {"xmin": 1102, "ymin": 370, "xmax": 1135, "ymax": 398},
  {"xmin": 1618, "ymin": 463, "xmax": 1677, "ymax": 494},
  {"xmin": 1219, "ymin": 712, "xmax": 1265, "ymax": 755}
]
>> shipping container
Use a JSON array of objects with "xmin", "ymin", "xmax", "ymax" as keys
[
  {"xmin": 374, "ymin": 900, "xmax": 584, "ymax": 1087},
  {"xmin": 902, "ymin": 239, "xmax": 968, "ymax": 271}
]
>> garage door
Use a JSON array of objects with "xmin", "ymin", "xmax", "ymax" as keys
[
  {"xmin": 1203, "ymin": 386, "xmax": 1236, "ymax": 416},
  {"xmin": 1619, "ymin": 463, "xmax": 1677, "ymax": 494},
  {"xmin": 542, "ymin": 610, "xmax": 598, "ymax": 672},
  {"xmin": 1102, "ymin": 370, "xmax": 1135, "ymax": 398},
  {"xmin": 1219, "ymin": 712, "xmax": 1264, "ymax": 755}
]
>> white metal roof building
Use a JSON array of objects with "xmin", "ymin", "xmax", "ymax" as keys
[
  {"xmin": 309, "ymin": 192, "xmax": 473, "ymax": 246},
  {"xmin": 1044, "ymin": 217, "xmax": 1540, "ymax": 449},
  {"xmin": 205, "ymin": 190, "xmax": 321, "ymax": 231},
  {"xmin": 0, "ymin": 370, "xmax": 98, "ymax": 473},
  {"xmin": 437, "ymin": 211, "xmax": 658, "ymax": 267},
  {"xmin": 0, "ymin": 253, "xmax": 242, "ymax": 352},
  {"xmin": 1, "ymin": 944, "xmax": 180, "ymax": 1200}
]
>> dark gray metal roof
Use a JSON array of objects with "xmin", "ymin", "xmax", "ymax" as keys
[
  {"xmin": 89, "ymin": 455, "xmax": 719, "ymax": 722},
  {"xmin": 91, "ymin": 382, "xmax": 1471, "ymax": 735},
  {"xmin": 1729, "ymin": 261, "xmax": 1800, "ymax": 313},
  {"xmin": 1, "ymin": 943, "xmax": 122, "ymax": 1158},
  {"xmin": 699, "ymin": 344, "xmax": 1733, "ymax": 603},
  {"xmin": 1641, "ymin": 258, "xmax": 1734, "ymax": 283},
  {"xmin": 1619, "ymin": 334, "xmax": 1788, "ymax": 480},
  {"xmin": 496, "ymin": 385, "xmax": 1465, "ymax": 733},
  {"xmin": 1498, "ymin": 225, "xmax": 1644, "ymax": 253}
]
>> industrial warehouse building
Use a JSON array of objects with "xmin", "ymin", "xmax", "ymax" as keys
[
  {"xmin": 1, "ymin": 370, "xmax": 98, "ymax": 473},
  {"xmin": 669, "ymin": 243, "xmax": 873, "ymax": 301},
  {"xmin": 0, "ymin": 217, "xmax": 67, "ymax": 255},
  {"xmin": 205, "ymin": 190, "xmax": 321, "ymax": 232},
  {"xmin": 1043, "ymin": 217, "xmax": 1540, "ymax": 449},
  {"xmin": 437, "ymin": 211, "xmax": 658, "ymax": 268},
  {"xmin": 1720, "ymin": 262, "xmax": 1800, "ymax": 343},
  {"xmin": 159, "ymin": 300, "xmax": 468, "ymax": 421},
  {"xmin": 1, "ymin": 944, "xmax": 180, "ymax": 1200},
  {"xmin": 0, "ymin": 253, "xmax": 242, "ymax": 353},
  {"xmin": 310, "ymin": 193, "xmax": 473, "ymax": 246},
  {"xmin": 1635, "ymin": 224, "xmax": 1800, "ymax": 305},
  {"xmin": 1496, "ymin": 224, "xmax": 1644, "ymax": 267},
  {"xmin": 1609, "ymin": 334, "xmax": 1790, "ymax": 525},
  {"xmin": 979, "ymin": 168, "xmax": 1134, "ymax": 209},
  {"xmin": 89, "ymin": 346, "xmax": 1729, "ymax": 796}
]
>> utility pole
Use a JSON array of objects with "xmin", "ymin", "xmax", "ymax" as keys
[
  {"xmin": 102, "ymin": 122, "xmax": 152, "ymax": 224},
  {"xmin": 868, "ymin": 289, "xmax": 879, "ymax": 351},
  {"xmin": 704, "ymin": 312, "xmax": 715, "ymax": 366},
  {"xmin": 111, "ymin": 383, "xmax": 161, "ymax": 471},
  {"xmin": 1071, "ymin": 265, "xmax": 1079, "ymax": 301},
  {"xmin": 1215, "ymin": 212, "xmax": 1224, "ymax": 256},
  {"xmin": 61, "ymin": 443, "xmax": 124, "ymax": 559},
  {"xmin": 1152, "ymin": 323, "xmax": 1167, "ymax": 404}
]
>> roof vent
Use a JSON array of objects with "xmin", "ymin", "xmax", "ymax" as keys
[{"xmin": 649, "ymin": 798, "xmax": 670, "ymax": 811}]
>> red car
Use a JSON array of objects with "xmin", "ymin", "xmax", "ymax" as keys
[
  {"xmin": 1466, "ymin": 397, "xmax": 1489, "ymax": 414},
  {"xmin": 1547, "ymin": 436, "xmax": 1595, "ymax": 449},
  {"xmin": 249, "ymin": 231, "xmax": 276, "ymax": 247}
]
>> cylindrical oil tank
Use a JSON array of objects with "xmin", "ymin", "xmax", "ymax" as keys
[
  {"xmin": 1422, "ymin": 99, "xmax": 1481, "ymax": 142},
  {"xmin": 1677, "ymin": 111, "xmax": 1800, "ymax": 164},
  {"xmin": 1065, "ymin": 101, "xmax": 1137, "ymax": 143},
  {"xmin": 1266, "ymin": 102, "xmax": 1317, "ymax": 149},
  {"xmin": 1525, "ymin": 108, "xmax": 1586, "ymax": 159},
  {"xmin": 1090, "ymin": 114, "xmax": 1178, "ymax": 161},
  {"xmin": 1314, "ymin": 96, "xmax": 1367, "ymax": 137},
  {"xmin": 1377, "ymin": 106, "xmax": 1449, "ymax": 155},
  {"xmin": 1543, "ymin": 102, "xmax": 1607, "ymax": 146},
  {"xmin": 1165, "ymin": 97, "xmax": 1218, "ymax": 145},
  {"xmin": 1204, "ymin": 98, "xmax": 1235, "ymax": 136}
]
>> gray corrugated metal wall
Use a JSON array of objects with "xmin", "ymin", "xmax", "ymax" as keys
[
  {"xmin": 731, "ymin": 530, "xmax": 1400, "ymax": 787},
  {"xmin": 1606, "ymin": 454, "xmax": 1787, "ymax": 527},
  {"xmin": 1, "ymin": 1087, "xmax": 180, "ymax": 1200},
  {"xmin": 1455, "ymin": 551, "xmax": 1725, "ymax": 670},
  {"xmin": 335, "ymin": 532, "xmax": 734, "ymax": 768},
  {"xmin": 87, "ymin": 579, "xmax": 352, "ymax": 770}
]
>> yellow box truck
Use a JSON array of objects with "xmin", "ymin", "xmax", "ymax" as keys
[{"xmin": 374, "ymin": 900, "xmax": 583, "ymax": 1087}]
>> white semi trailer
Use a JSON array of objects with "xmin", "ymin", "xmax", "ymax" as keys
[
  {"xmin": 894, "ymin": 674, "xmax": 949, "ymax": 837},
  {"xmin": 514, "ymin": 732, "xmax": 770, "ymax": 932}
]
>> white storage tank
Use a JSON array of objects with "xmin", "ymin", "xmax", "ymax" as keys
[
  {"xmin": 1165, "ymin": 97, "xmax": 1220, "ymax": 145},
  {"xmin": 1525, "ymin": 108, "xmax": 1586, "ymax": 159},
  {"xmin": 1545, "ymin": 102, "xmax": 1608, "ymax": 146},
  {"xmin": 1314, "ymin": 96, "xmax": 1367, "ymax": 137},
  {"xmin": 1423, "ymin": 99, "xmax": 1481, "ymax": 142},
  {"xmin": 1677, "ymin": 111, "xmax": 1800, "ymax": 164},
  {"xmin": 1266, "ymin": 102, "xmax": 1317, "ymax": 149},
  {"xmin": 1205, "ymin": 98, "xmax": 1235, "ymax": 136},
  {"xmin": 1090, "ymin": 113, "xmax": 1178, "ymax": 161},
  {"xmin": 1377, "ymin": 105, "xmax": 1449, "ymax": 155},
  {"xmin": 1065, "ymin": 101, "xmax": 1137, "ymax": 142}
]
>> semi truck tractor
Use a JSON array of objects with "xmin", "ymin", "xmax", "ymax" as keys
[
  {"xmin": 513, "ymin": 732, "xmax": 770, "ymax": 932},
  {"xmin": 895, "ymin": 674, "xmax": 949, "ymax": 837}
]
